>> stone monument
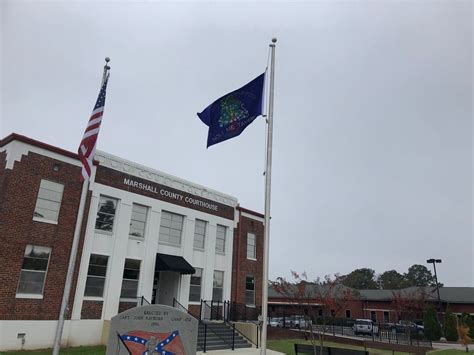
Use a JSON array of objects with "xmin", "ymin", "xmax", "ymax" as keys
[{"xmin": 107, "ymin": 304, "xmax": 198, "ymax": 354}]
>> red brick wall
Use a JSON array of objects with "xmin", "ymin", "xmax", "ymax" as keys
[
  {"xmin": 449, "ymin": 304, "xmax": 474, "ymax": 314},
  {"xmin": 0, "ymin": 151, "xmax": 87, "ymax": 320},
  {"xmin": 231, "ymin": 213, "xmax": 264, "ymax": 308},
  {"xmin": 81, "ymin": 300, "xmax": 103, "ymax": 319},
  {"xmin": 188, "ymin": 304, "xmax": 200, "ymax": 319},
  {"xmin": 118, "ymin": 302, "xmax": 137, "ymax": 314}
]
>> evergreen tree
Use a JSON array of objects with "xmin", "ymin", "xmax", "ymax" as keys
[
  {"xmin": 339, "ymin": 268, "xmax": 378, "ymax": 289},
  {"xmin": 444, "ymin": 307, "xmax": 458, "ymax": 342},
  {"xmin": 423, "ymin": 306, "xmax": 442, "ymax": 341},
  {"xmin": 460, "ymin": 312, "xmax": 474, "ymax": 339},
  {"xmin": 404, "ymin": 264, "xmax": 437, "ymax": 287}
]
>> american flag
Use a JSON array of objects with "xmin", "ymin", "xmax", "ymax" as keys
[{"xmin": 78, "ymin": 75, "xmax": 109, "ymax": 181}]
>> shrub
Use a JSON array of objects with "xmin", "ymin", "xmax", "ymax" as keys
[
  {"xmin": 423, "ymin": 306, "xmax": 442, "ymax": 341},
  {"xmin": 444, "ymin": 308, "xmax": 458, "ymax": 341},
  {"xmin": 460, "ymin": 312, "xmax": 474, "ymax": 339}
]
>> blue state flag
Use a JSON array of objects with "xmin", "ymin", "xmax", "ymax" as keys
[{"xmin": 197, "ymin": 73, "xmax": 265, "ymax": 147}]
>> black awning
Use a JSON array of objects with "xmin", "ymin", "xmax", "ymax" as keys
[{"xmin": 155, "ymin": 253, "xmax": 195, "ymax": 274}]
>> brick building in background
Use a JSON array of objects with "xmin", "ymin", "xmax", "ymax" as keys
[
  {"xmin": 0, "ymin": 133, "xmax": 264, "ymax": 351},
  {"xmin": 268, "ymin": 285, "xmax": 474, "ymax": 323}
]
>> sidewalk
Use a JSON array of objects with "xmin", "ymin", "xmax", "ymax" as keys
[
  {"xmin": 432, "ymin": 342, "xmax": 471, "ymax": 351},
  {"xmin": 197, "ymin": 348, "xmax": 284, "ymax": 355}
]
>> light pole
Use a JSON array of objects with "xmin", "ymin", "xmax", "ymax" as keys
[{"xmin": 426, "ymin": 259, "xmax": 442, "ymax": 312}]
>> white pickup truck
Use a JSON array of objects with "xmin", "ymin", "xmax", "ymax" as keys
[{"xmin": 353, "ymin": 319, "xmax": 379, "ymax": 335}]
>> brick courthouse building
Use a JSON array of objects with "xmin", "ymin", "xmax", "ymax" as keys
[{"xmin": 0, "ymin": 133, "xmax": 264, "ymax": 351}]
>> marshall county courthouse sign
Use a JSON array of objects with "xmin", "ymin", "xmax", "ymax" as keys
[
  {"xmin": 107, "ymin": 305, "xmax": 198, "ymax": 355},
  {"xmin": 95, "ymin": 166, "xmax": 235, "ymax": 220}
]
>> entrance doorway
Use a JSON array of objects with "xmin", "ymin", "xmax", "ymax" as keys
[{"xmin": 152, "ymin": 271, "xmax": 180, "ymax": 306}]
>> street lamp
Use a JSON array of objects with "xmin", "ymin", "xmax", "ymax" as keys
[{"xmin": 426, "ymin": 259, "xmax": 442, "ymax": 312}]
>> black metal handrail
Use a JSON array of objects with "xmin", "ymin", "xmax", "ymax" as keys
[
  {"xmin": 226, "ymin": 301, "xmax": 260, "ymax": 322},
  {"xmin": 201, "ymin": 299, "xmax": 231, "ymax": 321},
  {"xmin": 172, "ymin": 297, "xmax": 198, "ymax": 320},
  {"xmin": 137, "ymin": 296, "xmax": 151, "ymax": 306},
  {"xmin": 224, "ymin": 301, "xmax": 260, "ymax": 348},
  {"xmin": 203, "ymin": 321, "xmax": 235, "ymax": 351},
  {"xmin": 174, "ymin": 298, "xmax": 234, "ymax": 351}
]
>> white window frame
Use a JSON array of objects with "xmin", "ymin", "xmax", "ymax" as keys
[
  {"xmin": 120, "ymin": 259, "xmax": 141, "ymax": 301},
  {"xmin": 189, "ymin": 268, "xmax": 203, "ymax": 303},
  {"xmin": 213, "ymin": 270, "xmax": 224, "ymax": 302},
  {"xmin": 245, "ymin": 275, "xmax": 256, "ymax": 307},
  {"xmin": 215, "ymin": 225, "xmax": 226, "ymax": 254},
  {"xmin": 84, "ymin": 254, "xmax": 109, "ymax": 298},
  {"xmin": 95, "ymin": 195, "xmax": 119, "ymax": 234},
  {"xmin": 193, "ymin": 219, "xmax": 207, "ymax": 250},
  {"xmin": 159, "ymin": 211, "xmax": 184, "ymax": 246},
  {"xmin": 247, "ymin": 233, "xmax": 257, "ymax": 260},
  {"xmin": 33, "ymin": 179, "xmax": 64, "ymax": 224},
  {"xmin": 16, "ymin": 245, "xmax": 52, "ymax": 299},
  {"xmin": 129, "ymin": 203, "xmax": 148, "ymax": 240}
]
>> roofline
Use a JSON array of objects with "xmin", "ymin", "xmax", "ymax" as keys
[
  {"xmin": 0, "ymin": 133, "xmax": 79, "ymax": 161},
  {"xmin": 237, "ymin": 206, "xmax": 264, "ymax": 218}
]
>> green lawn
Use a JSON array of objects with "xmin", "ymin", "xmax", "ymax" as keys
[
  {"xmin": 0, "ymin": 346, "xmax": 105, "ymax": 355},
  {"xmin": 2, "ymin": 343, "xmax": 473, "ymax": 355},
  {"xmin": 428, "ymin": 350, "xmax": 474, "ymax": 355},
  {"xmin": 266, "ymin": 340, "xmax": 474, "ymax": 355},
  {"xmin": 267, "ymin": 339, "xmax": 410, "ymax": 355}
]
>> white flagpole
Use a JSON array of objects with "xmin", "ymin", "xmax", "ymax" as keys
[
  {"xmin": 52, "ymin": 58, "xmax": 110, "ymax": 355},
  {"xmin": 261, "ymin": 37, "xmax": 276, "ymax": 355}
]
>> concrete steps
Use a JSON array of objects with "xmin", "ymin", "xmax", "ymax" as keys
[{"xmin": 197, "ymin": 321, "xmax": 252, "ymax": 351}]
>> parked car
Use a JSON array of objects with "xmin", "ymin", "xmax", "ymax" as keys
[
  {"xmin": 269, "ymin": 317, "xmax": 282, "ymax": 327},
  {"xmin": 392, "ymin": 320, "xmax": 424, "ymax": 335},
  {"xmin": 285, "ymin": 316, "xmax": 311, "ymax": 329},
  {"xmin": 353, "ymin": 319, "xmax": 379, "ymax": 335}
]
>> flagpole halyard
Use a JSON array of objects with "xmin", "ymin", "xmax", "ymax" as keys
[
  {"xmin": 52, "ymin": 58, "xmax": 111, "ymax": 355},
  {"xmin": 260, "ymin": 37, "xmax": 276, "ymax": 355}
]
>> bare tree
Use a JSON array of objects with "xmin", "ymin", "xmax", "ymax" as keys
[
  {"xmin": 391, "ymin": 287, "xmax": 428, "ymax": 339},
  {"xmin": 271, "ymin": 271, "xmax": 355, "ymax": 355}
]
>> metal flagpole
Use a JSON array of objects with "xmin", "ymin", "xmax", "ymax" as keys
[
  {"xmin": 52, "ymin": 58, "xmax": 111, "ymax": 355},
  {"xmin": 260, "ymin": 37, "xmax": 276, "ymax": 355}
]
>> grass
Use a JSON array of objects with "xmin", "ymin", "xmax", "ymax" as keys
[
  {"xmin": 0, "ymin": 346, "xmax": 105, "ymax": 355},
  {"xmin": 267, "ymin": 339, "xmax": 410, "ymax": 354},
  {"xmin": 428, "ymin": 350, "xmax": 474, "ymax": 355},
  {"xmin": 2, "ymin": 343, "xmax": 473, "ymax": 355}
]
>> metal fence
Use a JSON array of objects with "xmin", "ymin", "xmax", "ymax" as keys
[
  {"xmin": 200, "ymin": 300, "xmax": 261, "ymax": 322},
  {"xmin": 268, "ymin": 314, "xmax": 432, "ymax": 348}
]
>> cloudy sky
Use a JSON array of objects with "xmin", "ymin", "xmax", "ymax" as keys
[{"xmin": 2, "ymin": 0, "xmax": 472, "ymax": 286}]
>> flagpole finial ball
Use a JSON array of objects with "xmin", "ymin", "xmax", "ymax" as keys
[
  {"xmin": 272, "ymin": 38, "xmax": 277, "ymax": 43},
  {"xmin": 105, "ymin": 57, "xmax": 110, "ymax": 63}
]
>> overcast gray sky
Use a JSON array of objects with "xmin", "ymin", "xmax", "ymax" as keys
[{"xmin": 1, "ymin": 0, "xmax": 472, "ymax": 286}]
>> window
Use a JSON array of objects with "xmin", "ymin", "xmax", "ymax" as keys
[
  {"xmin": 370, "ymin": 310, "xmax": 377, "ymax": 322},
  {"xmin": 247, "ymin": 233, "xmax": 256, "ymax": 259},
  {"xmin": 120, "ymin": 259, "xmax": 141, "ymax": 299},
  {"xmin": 33, "ymin": 180, "xmax": 64, "ymax": 222},
  {"xmin": 95, "ymin": 196, "xmax": 118, "ymax": 232},
  {"xmin": 318, "ymin": 309, "xmax": 323, "ymax": 317},
  {"xmin": 383, "ymin": 311, "xmax": 389, "ymax": 323},
  {"xmin": 193, "ymin": 220, "xmax": 206, "ymax": 249},
  {"xmin": 129, "ymin": 204, "xmax": 148, "ymax": 239},
  {"xmin": 189, "ymin": 268, "xmax": 203, "ymax": 302},
  {"xmin": 213, "ymin": 270, "xmax": 224, "ymax": 302},
  {"xmin": 159, "ymin": 211, "xmax": 184, "ymax": 246},
  {"xmin": 245, "ymin": 276, "xmax": 255, "ymax": 306},
  {"xmin": 346, "ymin": 310, "xmax": 351, "ymax": 318},
  {"xmin": 84, "ymin": 254, "xmax": 109, "ymax": 297},
  {"xmin": 331, "ymin": 309, "xmax": 336, "ymax": 317},
  {"xmin": 215, "ymin": 225, "xmax": 226, "ymax": 253},
  {"xmin": 17, "ymin": 245, "xmax": 51, "ymax": 295}
]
